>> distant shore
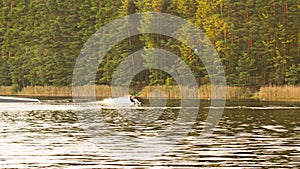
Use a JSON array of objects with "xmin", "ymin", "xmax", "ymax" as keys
[{"xmin": 0, "ymin": 85, "xmax": 299, "ymax": 101}]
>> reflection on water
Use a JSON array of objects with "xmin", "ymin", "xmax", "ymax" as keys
[{"xmin": 0, "ymin": 101, "xmax": 299, "ymax": 168}]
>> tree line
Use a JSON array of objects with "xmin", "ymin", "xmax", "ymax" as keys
[{"xmin": 0, "ymin": 0, "xmax": 299, "ymax": 92}]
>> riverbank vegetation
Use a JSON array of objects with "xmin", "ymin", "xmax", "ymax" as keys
[
  {"xmin": 1, "ymin": 85, "xmax": 299, "ymax": 101},
  {"xmin": 0, "ymin": 1, "xmax": 299, "ymax": 99},
  {"xmin": 258, "ymin": 85, "xmax": 300, "ymax": 101}
]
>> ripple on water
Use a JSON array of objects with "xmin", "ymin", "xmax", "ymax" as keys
[{"xmin": 0, "ymin": 101, "xmax": 299, "ymax": 168}]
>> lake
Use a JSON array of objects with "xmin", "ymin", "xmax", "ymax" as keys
[{"xmin": 0, "ymin": 99, "xmax": 299, "ymax": 168}]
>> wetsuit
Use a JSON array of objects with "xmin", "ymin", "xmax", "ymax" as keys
[{"xmin": 130, "ymin": 98, "xmax": 135, "ymax": 103}]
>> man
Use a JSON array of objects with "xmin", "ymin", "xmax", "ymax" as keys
[{"xmin": 130, "ymin": 95, "xmax": 141, "ymax": 105}]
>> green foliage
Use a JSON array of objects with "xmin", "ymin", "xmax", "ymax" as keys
[
  {"xmin": 0, "ymin": 56, "xmax": 11, "ymax": 85},
  {"xmin": 165, "ymin": 77, "xmax": 175, "ymax": 86},
  {"xmin": 235, "ymin": 52, "xmax": 256, "ymax": 86},
  {"xmin": 285, "ymin": 64, "xmax": 300, "ymax": 85},
  {"xmin": 0, "ymin": 0, "xmax": 298, "ymax": 88}
]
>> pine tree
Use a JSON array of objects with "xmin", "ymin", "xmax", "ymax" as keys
[
  {"xmin": 235, "ymin": 52, "xmax": 256, "ymax": 86},
  {"xmin": 136, "ymin": 0, "xmax": 174, "ymax": 85},
  {"xmin": 0, "ymin": 0, "xmax": 12, "ymax": 85},
  {"xmin": 1, "ymin": 0, "xmax": 33, "ymax": 91},
  {"xmin": 285, "ymin": 64, "xmax": 299, "ymax": 85},
  {"xmin": 0, "ymin": 0, "xmax": 299, "ymax": 88},
  {"xmin": 78, "ymin": 0, "xmax": 98, "ymax": 44},
  {"xmin": 194, "ymin": 0, "xmax": 227, "ymax": 85},
  {"xmin": 38, "ymin": 0, "xmax": 81, "ymax": 86}
]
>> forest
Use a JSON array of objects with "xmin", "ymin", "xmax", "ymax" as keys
[{"xmin": 0, "ymin": 0, "xmax": 299, "ymax": 92}]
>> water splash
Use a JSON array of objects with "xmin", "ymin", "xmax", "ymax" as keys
[{"xmin": 97, "ymin": 95, "xmax": 139, "ymax": 107}]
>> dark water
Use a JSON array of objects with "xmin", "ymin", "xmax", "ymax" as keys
[{"xmin": 0, "ymin": 100, "xmax": 299, "ymax": 168}]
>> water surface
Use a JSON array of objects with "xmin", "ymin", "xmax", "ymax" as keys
[{"xmin": 0, "ymin": 100, "xmax": 299, "ymax": 168}]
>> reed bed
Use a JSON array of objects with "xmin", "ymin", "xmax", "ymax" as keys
[
  {"xmin": 75, "ymin": 85, "xmax": 131, "ymax": 97},
  {"xmin": 16, "ymin": 86, "xmax": 72, "ymax": 97},
  {"xmin": 139, "ymin": 86, "xmax": 181, "ymax": 98},
  {"xmin": 225, "ymin": 86, "xmax": 253, "ymax": 99},
  {"xmin": 198, "ymin": 85, "xmax": 253, "ymax": 99},
  {"xmin": 73, "ymin": 85, "xmax": 111, "ymax": 97},
  {"xmin": 1, "ymin": 85, "xmax": 299, "ymax": 101},
  {"xmin": 259, "ymin": 85, "xmax": 300, "ymax": 101},
  {"xmin": 139, "ymin": 85, "xmax": 252, "ymax": 99},
  {"xmin": 0, "ymin": 86, "xmax": 13, "ymax": 95},
  {"xmin": 7, "ymin": 85, "xmax": 135, "ymax": 98}
]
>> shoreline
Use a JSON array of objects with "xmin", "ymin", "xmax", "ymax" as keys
[{"xmin": 0, "ymin": 85, "xmax": 299, "ymax": 102}]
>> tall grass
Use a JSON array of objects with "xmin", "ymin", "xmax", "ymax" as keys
[
  {"xmin": 139, "ymin": 86, "xmax": 180, "ymax": 98},
  {"xmin": 78, "ymin": 85, "xmax": 129, "ymax": 97},
  {"xmin": 225, "ymin": 86, "xmax": 253, "ymax": 99},
  {"xmin": 0, "ymin": 86, "xmax": 13, "ymax": 95},
  {"xmin": 73, "ymin": 85, "xmax": 110, "ymax": 97},
  {"xmin": 139, "ymin": 85, "xmax": 253, "ymax": 99},
  {"xmin": 16, "ymin": 86, "xmax": 72, "ymax": 97},
  {"xmin": 4, "ymin": 85, "xmax": 133, "ymax": 98},
  {"xmin": 0, "ymin": 85, "xmax": 299, "ymax": 101},
  {"xmin": 259, "ymin": 85, "xmax": 300, "ymax": 101}
]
